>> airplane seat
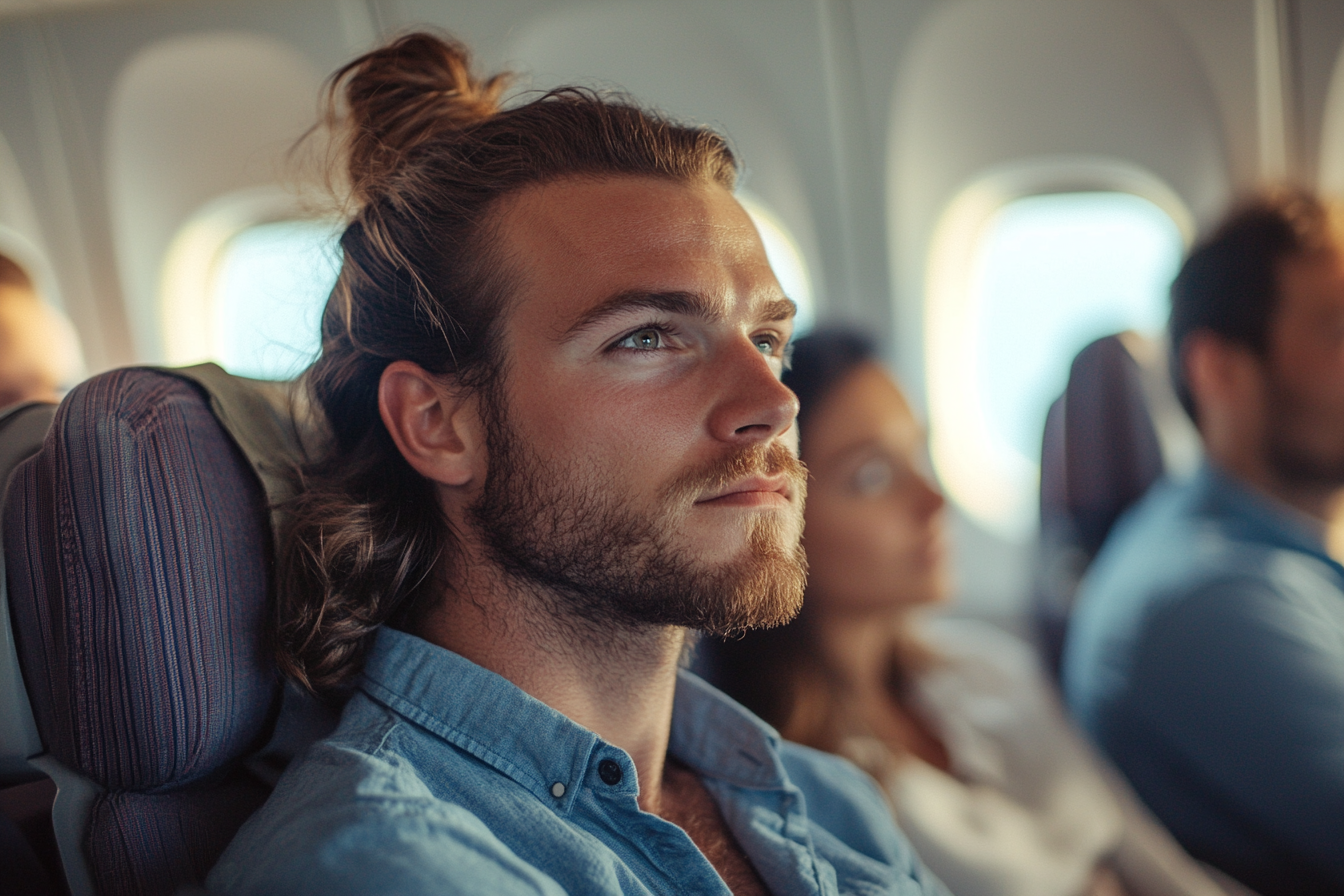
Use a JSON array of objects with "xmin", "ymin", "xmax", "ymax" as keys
[
  {"xmin": 0, "ymin": 400, "xmax": 61, "ymax": 893},
  {"xmin": 0, "ymin": 365, "xmax": 322, "ymax": 896},
  {"xmin": 1033, "ymin": 332, "xmax": 1197, "ymax": 677}
]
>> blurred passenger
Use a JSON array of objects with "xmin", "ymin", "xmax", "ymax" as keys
[
  {"xmin": 1064, "ymin": 191, "xmax": 1344, "ymax": 894},
  {"xmin": 710, "ymin": 330, "xmax": 1230, "ymax": 896},
  {"xmin": 0, "ymin": 253, "xmax": 83, "ymax": 407}
]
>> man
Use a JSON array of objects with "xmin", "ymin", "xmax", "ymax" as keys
[
  {"xmin": 207, "ymin": 32, "xmax": 944, "ymax": 896},
  {"xmin": 1064, "ymin": 191, "xmax": 1344, "ymax": 895}
]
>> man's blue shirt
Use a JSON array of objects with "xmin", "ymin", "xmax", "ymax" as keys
[
  {"xmin": 208, "ymin": 627, "xmax": 946, "ymax": 895},
  {"xmin": 1063, "ymin": 463, "xmax": 1344, "ymax": 895}
]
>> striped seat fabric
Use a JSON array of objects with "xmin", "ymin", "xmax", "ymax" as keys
[{"xmin": 4, "ymin": 368, "xmax": 282, "ymax": 896}]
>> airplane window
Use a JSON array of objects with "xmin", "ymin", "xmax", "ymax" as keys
[
  {"xmin": 737, "ymin": 196, "xmax": 815, "ymax": 335},
  {"xmin": 930, "ymin": 191, "xmax": 1183, "ymax": 538},
  {"xmin": 210, "ymin": 219, "xmax": 340, "ymax": 380}
]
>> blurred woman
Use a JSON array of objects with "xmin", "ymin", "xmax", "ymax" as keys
[{"xmin": 708, "ymin": 329, "xmax": 1235, "ymax": 896}]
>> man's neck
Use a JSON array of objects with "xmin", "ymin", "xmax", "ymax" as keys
[
  {"xmin": 1209, "ymin": 448, "xmax": 1344, "ymax": 530},
  {"xmin": 415, "ymin": 560, "xmax": 686, "ymax": 814}
]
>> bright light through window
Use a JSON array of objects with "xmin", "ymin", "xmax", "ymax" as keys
[
  {"xmin": 976, "ymin": 193, "xmax": 1181, "ymax": 459},
  {"xmin": 211, "ymin": 220, "xmax": 340, "ymax": 380},
  {"xmin": 927, "ymin": 190, "xmax": 1184, "ymax": 539},
  {"xmin": 739, "ymin": 196, "xmax": 815, "ymax": 335}
]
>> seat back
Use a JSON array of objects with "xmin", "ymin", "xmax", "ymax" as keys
[
  {"xmin": 1033, "ymin": 332, "xmax": 1199, "ymax": 675},
  {"xmin": 2, "ymin": 366, "xmax": 311, "ymax": 896},
  {"xmin": 0, "ymin": 401, "xmax": 58, "ymax": 790},
  {"xmin": 0, "ymin": 401, "xmax": 61, "ymax": 894}
]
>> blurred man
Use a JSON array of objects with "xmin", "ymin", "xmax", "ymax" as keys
[
  {"xmin": 1065, "ymin": 191, "xmax": 1344, "ymax": 895},
  {"xmin": 0, "ymin": 254, "xmax": 83, "ymax": 407}
]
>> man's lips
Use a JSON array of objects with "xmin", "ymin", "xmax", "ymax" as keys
[{"xmin": 695, "ymin": 475, "xmax": 793, "ymax": 507}]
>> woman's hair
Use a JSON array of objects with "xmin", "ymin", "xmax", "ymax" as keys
[
  {"xmin": 787, "ymin": 328, "xmax": 879, "ymax": 452},
  {"xmin": 277, "ymin": 31, "xmax": 739, "ymax": 695},
  {"xmin": 709, "ymin": 328, "xmax": 932, "ymax": 752}
]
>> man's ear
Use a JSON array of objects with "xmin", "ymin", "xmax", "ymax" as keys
[
  {"xmin": 1184, "ymin": 330, "xmax": 1268, "ymax": 454},
  {"xmin": 1184, "ymin": 330, "xmax": 1259, "ymax": 414},
  {"xmin": 378, "ymin": 360, "xmax": 485, "ymax": 488}
]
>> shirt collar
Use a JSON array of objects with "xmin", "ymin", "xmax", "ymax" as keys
[
  {"xmin": 359, "ymin": 628, "xmax": 791, "ymax": 807},
  {"xmin": 670, "ymin": 669, "xmax": 788, "ymax": 790},
  {"xmin": 359, "ymin": 627, "xmax": 597, "ymax": 810},
  {"xmin": 1197, "ymin": 461, "xmax": 1343, "ymax": 573}
]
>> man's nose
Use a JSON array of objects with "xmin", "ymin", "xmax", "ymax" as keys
[{"xmin": 707, "ymin": 338, "xmax": 800, "ymax": 445}]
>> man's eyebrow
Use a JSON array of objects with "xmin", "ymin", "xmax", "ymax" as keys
[
  {"xmin": 761, "ymin": 297, "xmax": 799, "ymax": 322},
  {"xmin": 562, "ymin": 291, "xmax": 799, "ymax": 340},
  {"xmin": 562, "ymin": 290, "xmax": 723, "ymax": 338}
]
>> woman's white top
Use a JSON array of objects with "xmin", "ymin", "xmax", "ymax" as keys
[{"xmin": 841, "ymin": 618, "xmax": 1243, "ymax": 896}]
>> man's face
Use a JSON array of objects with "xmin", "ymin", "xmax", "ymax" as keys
[
  {"xmin": 467, "ymin": 176, "xmax": 807, "ymax": 635},
  {"xmin": 1263, "ymin": 245, "xmax": 1344, "ymax": 487}
]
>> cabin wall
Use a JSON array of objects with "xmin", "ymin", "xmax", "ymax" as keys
[{"xmin": 3, "ymin": 0, "xmax": 1344, "ymax": 617}]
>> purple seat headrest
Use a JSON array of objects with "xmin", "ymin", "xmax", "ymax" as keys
[{"xmin": 4, "ymin": 368, "xmax": 280, "ymax": 791}]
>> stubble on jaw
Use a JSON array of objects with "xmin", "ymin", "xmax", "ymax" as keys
[
  {"xmin": 1263, "ymin": 367, "xmax": 1344, "ymax": 490},
  {"xmin": 467, "ymin": 408, "xmax": 809, "ymax": 643}
]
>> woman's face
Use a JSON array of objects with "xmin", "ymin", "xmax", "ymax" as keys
[{"xmin": 800, "ymin": 362, "xmax": 949, "ymax": 616}]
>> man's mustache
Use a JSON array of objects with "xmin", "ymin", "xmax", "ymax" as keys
[{"xmin": 662, "ymin": 442, "xmax": 807, "ymax": 506}]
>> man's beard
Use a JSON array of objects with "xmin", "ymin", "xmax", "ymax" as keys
[
  {"xmin": 1265, "ymin": 370, "xmax": 1344, "ymax": 489},
  {"xmin": 468, "ymin": 411, "xmax": 808, "ymax": 637}
]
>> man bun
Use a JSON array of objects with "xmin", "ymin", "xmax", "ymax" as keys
[{"xmin": 330, "ymin": 32, "xmax": 511, "ymax": 204}]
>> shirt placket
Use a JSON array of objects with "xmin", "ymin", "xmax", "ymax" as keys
[{"xmin": 567, "ymin": 748, "xmax": 737, "ymax": 896}]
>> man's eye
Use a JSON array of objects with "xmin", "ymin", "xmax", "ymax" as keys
[
  {"xmin": 619, "ymin": 327, "xmax": 665, "ymax": 350},
  {"xmin": 754, "ymin": 334, "xmax": 779, "ymax": 355}
]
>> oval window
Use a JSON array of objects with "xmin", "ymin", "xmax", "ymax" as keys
[
  {"xmin": 929, "ymin": 191, "xmax": 1184, "ymax": 538},
  {"xmin": 210, "ymin": 219, "xmax": 340, "ymax": 380}
]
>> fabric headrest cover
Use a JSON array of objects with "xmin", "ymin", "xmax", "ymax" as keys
[{"xmin": 4, "ymin": 369, "xmax": 278, "ymax": 791}]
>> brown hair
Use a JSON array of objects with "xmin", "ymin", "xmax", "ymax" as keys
[
  {"xmin": 277, "ymin": 32, "xmax": 739, "ymax": 695},
  {"xmin": 1170, "ymin": 189, "xmax": 1341, "ymax": 422}
]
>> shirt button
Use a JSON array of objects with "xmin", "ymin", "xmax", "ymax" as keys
[
  {"xmin": 598, "ymin": 759, "xmax": 623, "ymax": 786},
  {"xmin": 550, "ymin": 782, "xmax": 566, "ymax": 798}
]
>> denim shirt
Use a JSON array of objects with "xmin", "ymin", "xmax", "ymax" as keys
[
  {"xmin": 1064, "ymin": 463, "xmax": 1344, "ymax": 894},
  {"xmin": 207, "ymin": 628, "xmax": 946, "ymax": 896}
]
